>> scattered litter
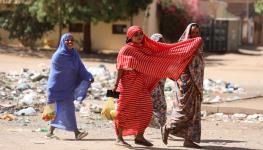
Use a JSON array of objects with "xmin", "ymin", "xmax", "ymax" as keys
[
  {"xmin": 14, "ymin": 107, "xmax": 37, "ymax": 116},
  {"xmin": 33, "ymin": 141, "xmax": 46, "ymax": 144},
  {"xmin": 32, "ymin": 128, "xmax": 49, "ymax": 132},
  {"xmin": 0, "ymin": 113, "xmax": 16, "ymax": 121}
]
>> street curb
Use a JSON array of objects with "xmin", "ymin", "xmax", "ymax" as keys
[{"xmin": 201, "ymin": 105, "xmax": 263, "ymax": 115}]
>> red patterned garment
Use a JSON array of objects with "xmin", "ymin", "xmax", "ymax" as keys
[{"xmin": 115, "ymin": 26, "xmax": 202, "ymax": 136}]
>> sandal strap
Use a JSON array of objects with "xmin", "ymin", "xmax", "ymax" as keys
[{"xmin": 76, "ymin": 131, "xmax": 88, "ymax": 140}]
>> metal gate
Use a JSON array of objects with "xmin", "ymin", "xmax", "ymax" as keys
[{"xmin": 201, "ymin": 20, "xmax": 228, "ymax": 52}]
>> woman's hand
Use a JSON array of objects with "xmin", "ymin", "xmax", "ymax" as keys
[
  {"xmin": 90, "ymin": 78, "xmax": 94, "ymax": 83},
  {"xmin": 112, "ymin": 69, "xmax": 123, "ymax": 92},
  {"xmin": 47, "ymin": 101, "xmax": 55, "ymax": 104},
  {"xmin": 112, "ymin": 84, "xmax": 118, "ymax": 92}
]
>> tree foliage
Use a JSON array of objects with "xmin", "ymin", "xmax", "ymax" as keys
[
  {"xmin": 29, "ymin": 0, "xmax": 152, "ymax": 52},
  {"xmin": 158, "ymin": 0, "xmax": 206, "ymax": 42},
  {"xmin": 255, "ymin": 0, "xmax": 263, "ymax": 15},
  {"xmin": 29, "ymin": 0, "xmax": 153, "ymax": 29},
  {"xmin": 0, "ymin": 0, "xmax": 153, "ymax": 50},
  {"xmin": 158, "ymin": 0, "xmax": 192, "ymax": 42},
  {"xmin": 0, "ymin": 4, "xmax": 53, "ymax": 48}
]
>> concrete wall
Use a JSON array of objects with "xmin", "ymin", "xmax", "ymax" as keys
[{"xmin": 91, "ymin": 0, "xmax": 159, "ymax": 51}]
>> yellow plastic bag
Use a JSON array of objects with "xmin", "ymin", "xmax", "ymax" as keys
[
  {"xmin": 42, "ymin": 104, "xmax": 56, "ymax": 121},
  {"xmin": 101, "ymin": 97, "xmax": 116, "ymax": 120}
]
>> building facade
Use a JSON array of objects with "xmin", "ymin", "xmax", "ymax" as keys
[{"xmin": 0, "ymin": 0, "xmax": 262, "ymax": 52}]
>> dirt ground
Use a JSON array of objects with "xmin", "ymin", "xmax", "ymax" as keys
[
  {"xmin": 1, "ymin": 115, "xmax": 263, "ymax": 150},
  {"xmin": 0, "ymin": 45, "xmax": 263, "ymax": 150}
]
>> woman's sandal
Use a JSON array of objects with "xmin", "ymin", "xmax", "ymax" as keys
[
  {"xmin": 45, "ymin": 133, "xmax": 60, "ymax": 140},
  {"xmin": 183, "ymin": 140, "xmax": 201, "ymax": 149},
  {"xmin": 161, "ymin": 125, "xmax": 169, "ymax": 145},
  {"xmin": 134, "ymin": 138, "xmax": 153, "ymax": 147},
  {"xmin": 75, "ymin": 131, "xmax": 88, "ymax": 140}
]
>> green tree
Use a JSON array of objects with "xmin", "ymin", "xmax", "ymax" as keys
[
  {"xmin": 255, "ymin": 0, "xmax": 263, "ymax": 14},
  {"xmin": 158, "ymin": 0, "xmax": 192, "ymax": 42},
  {"xmin": 29, "ymin": 0, "xmax": 74, "ymax": 44},
  {"xmin": 0, "ymin": 4, "xmax": 53, "ymax": 48},
  {"xmin": 29, "ymin": 0, "xmax": 152, "ymax": 53},
  {"xmin": 118, "ymin": 0, "xmax": 153, "ymax": 25}
]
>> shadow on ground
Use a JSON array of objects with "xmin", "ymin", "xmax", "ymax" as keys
[
  {"xmin": 129, "ymin": 146, "xmax": 258, "ymax": 150},
  {"xmin": 1, "ymin": 44, "xmax": 262, "ymax": 65},
  {"xmin": 200, "ymin": 146, "xmax": 259, "ymax": 150},
  {"xmin": 0, "ymin": 44, "xmax": 118, "ymax": 63},
  {"xmin": 63, "ymin": 138, "xmax": 117, "ymax": 141}
]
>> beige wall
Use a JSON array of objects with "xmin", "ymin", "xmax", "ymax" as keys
[
  {"xmin": 144, "ymin": 0, "xmax": 160, "ymax": 36},
  {"xmin": 91, "ymin": 0, "xmax": 159, "ymax": 52},
  {"xmin": 40, "ymin": 26, "xmax": 83, "ymax": 50},
  {"xmin": 0, "ymin": 29, "xmax": 21, "ymax": 46},
  {"xmin": 91, "ymin": 21, "xmax": 127, "ymax": 51}
]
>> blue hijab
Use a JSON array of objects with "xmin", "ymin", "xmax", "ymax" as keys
[{"xmin": 47, "ymin": 33, "xmax": 93, "ymax": 103}]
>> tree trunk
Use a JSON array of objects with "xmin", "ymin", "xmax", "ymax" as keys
[
  {"xmin": 58, "ymin": 22, "xmax": 62, "ymax": 44},
  {"xmin": 57, "ymin": 0, "xmax": 62, "ymax": 46},
  {"xmin": 130, "ymin": 15, "xmax": 133, "ymax": 26},
  {"xmin": 83, "ymin": 21, "xmax": 91, "ymax": 53},
  {"xmin": 261, "ymin": 16, "xmax": 263, "ymax": 45}
]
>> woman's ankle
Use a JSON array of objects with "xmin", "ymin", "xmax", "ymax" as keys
[
  {"xmin": 135, "ymin": 133, "xmax": 144, "ymax": 139},
  {"xmin": 74, "ymin": 130, "xmax": 80, "ymax": 136}
]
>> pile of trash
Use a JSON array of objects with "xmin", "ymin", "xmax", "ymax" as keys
[
  {"xmin": 203, "ymin": 79, "xmax": 245, "ymax": 94},
  {"xmin": 0, "ymin": 68, "xmax": 48, "ymax": 103},
  {"xmin": 0, "ymin": 68, "xmax": 49, "ymax": 119},
  {"xmin": 163, "ymin": 78, "xmax": 247, "ymax": 104},
  {"xmin": 0, "ymin": 64, "xmax": 116, "ymax": 121},
  {"xmin": 0, "ymin": 64, "xmax": 252, "ymax": 122},
  {"xmin": 202, "ymin": 79, "xmax": 247, "ymax": 103}
]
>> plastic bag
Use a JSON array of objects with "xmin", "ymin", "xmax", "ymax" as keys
[
  {"xmin": 42, "ymin": 104, "xmax": 56, "ymax": 121},
  {"xmin": 101, "ymin": 97, "xmax": 116, "ymax": 120}
]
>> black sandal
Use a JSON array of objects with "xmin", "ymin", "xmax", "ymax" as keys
[
  {"xmin": 75, "ymin": 131, "xmax": 88, "ymax": 140},
  {"xmin": 134, "ymin": 138, "xmax": 153, "ymax": 147},
  {"xmin": 184, "ymin": 140, "xmax": 201, "ymax": 149},
  {"xmin": 161, "ymin": 125, "xmax": 169, "ymax": 145},
  {"xmin": 45, "ymin": 133, "xmax": 60, "ymax": 140}
]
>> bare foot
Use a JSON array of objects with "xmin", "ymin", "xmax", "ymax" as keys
[
  {"xmin": 183, "ymin": 140, "xmax": 201, "ymax": 149},
  {"xmin": 115, "ymin": 139, "xmax": 131, "ymax": 147}
]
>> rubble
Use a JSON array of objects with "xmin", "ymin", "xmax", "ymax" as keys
[{"xmin": 0, "ymin": 65, "xmax": 114, "ymax": 114}]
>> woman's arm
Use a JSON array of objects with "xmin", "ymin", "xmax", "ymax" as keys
[
  {"xmin": 112, "ymin": 69, "xmax": 124, "ymax": 91},
  {"xmin": 79, "ymin": 61, "xmax": 94, "ymax": 82}
]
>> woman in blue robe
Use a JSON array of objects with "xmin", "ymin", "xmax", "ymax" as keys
[{"xmin": 46, "ymin": 33, "xmax": 94, "ymax": 140}]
